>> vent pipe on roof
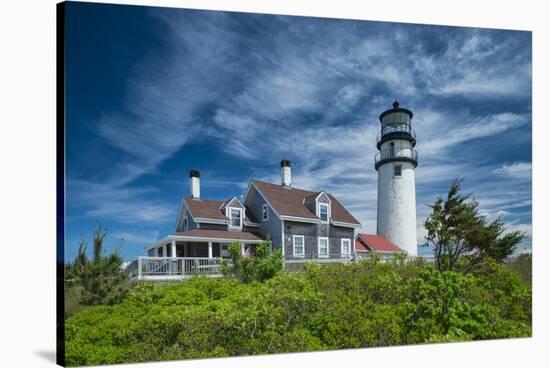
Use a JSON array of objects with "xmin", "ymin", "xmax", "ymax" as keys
[
  {"xmin": 281, "ymin": 160, "xmax": 291, "ymax": 188},
  {"xmin": 190, "ymin": 170, "xmax": 200, "ymax": 199}
]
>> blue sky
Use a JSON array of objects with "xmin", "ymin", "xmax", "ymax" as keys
[{"xmin": 64, "ymin": 2, "xmax": 532, "ymax": 261}]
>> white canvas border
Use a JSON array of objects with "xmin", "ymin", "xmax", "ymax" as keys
[{"xmin": 0, "ymin": 0, "xmax": 547, "ymax": 367}]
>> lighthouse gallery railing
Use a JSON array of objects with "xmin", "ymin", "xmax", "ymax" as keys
[
  {"xmin": 375, "ymin": 147, "xmax": 418, "ymax": 164},
  {"xmin": 376, "ymin": 123, "xmax": 416, "ymax": 143}
]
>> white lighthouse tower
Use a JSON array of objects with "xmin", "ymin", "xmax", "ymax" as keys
[{"xmin": 375, "ymin": 101, "xmax": 418, "ymax": 256}]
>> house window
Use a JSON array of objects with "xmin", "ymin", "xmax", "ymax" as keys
[
  {"xmin": 318, "ymin": 237, "xmax": 329, "ymax": 258},
  {"xmin": 262, "ymin": 204, "xmax": 269, "ymax": 221},
  {"xmin": 319, "ymin": 203, "xmax": 329, "ymax": 223},
  {"xmin": 394, "ymin": 165, "xmax": 402, "ymax": 177},
  {"xmin": 157, "ymin": 247, "xmax": 163, "ymax": 257},
  {"xmin": 341, "ymin": 238, "xmax": 351, "ymax": 257},
  {"xmin": 293, "ymin": 235, "xmax": 305, "ymax": 257},
  {"xmin": 184, "ymin": 217, "xmax": 188, "ymax": 231},
  {"xmin": 229, "ymin": 208, "xmax": 242, "ymax": 228}
]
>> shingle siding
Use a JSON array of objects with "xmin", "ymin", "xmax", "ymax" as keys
[
  {"xmin": 176, "ymin": 206, "xmax": 199, "ymax": 232},
  {"xmin": 318, "ymin": 193, "xmax": 330, "ymax": 203},
  {"xmin": 186, "ymin": 213, "xmax": 198, "ymax": 231},
  {"xmin": 283, "ymin": 221, "xmax": 354, "ymax": 260},
  {"xmin": 243, "ymin": 225, "xmax": 261, "ymax": 233},
  {"xmin": 223, "ymin": 197, "xmax": 244, "ymax": 210},
  {"xmin": 244, "ymin": 184, "xmax": 282, "ymax": 250},
  {"xmin": 198, "ymin": 223, "xmax": 226, "ymax": 231}
]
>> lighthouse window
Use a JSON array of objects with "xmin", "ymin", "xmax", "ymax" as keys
[
  {"xmin": 389, "ymin": 142, "xmax": 395, "ymax": 156},
  {"xmin": 394, "ymin": 165, "xmax": 402, "ymax": 177}
]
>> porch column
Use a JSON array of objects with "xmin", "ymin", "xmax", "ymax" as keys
[
  {"xmin": 241, "ymin": 243, "xmax": 245, "ymax": 255},
  {"xmin": 171, "ymin": 240, "xmax": 177, "ymax": 258},
  {"xmin": 162, "ymin": 243, "xmax": 167, "ymax": 257},
  {"xmin": 208, "ymin": 241, "xmax": 213, "ymax": 259}
]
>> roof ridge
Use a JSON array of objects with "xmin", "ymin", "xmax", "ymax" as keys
[
  {"xmin": 254, "ymin": 178, "xmax": 317, "ymax": 195},
  {"xmin": 184, "ymin": 195, "xmax": 225, "ymax": 204}
]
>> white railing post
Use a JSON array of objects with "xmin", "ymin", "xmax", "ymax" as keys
[
  {"xmin": 133, "ymin": 256, "xmax": 230, "ymax": 279},
  {"xmin": 171, "ymin": 240, "xmax": 177, "ymax": 258},
  {"xmin": 171, "ymin": 240, "xmax": 177, "ymax": 275}
]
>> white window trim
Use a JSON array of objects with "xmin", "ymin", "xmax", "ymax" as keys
[
  {"xmin": 262, "ymin": 203, "xmax": 269, "ymax": 222},
  {"xmin": 228, "ymin": 207, "xmax": 243, "ymax": 230},
  {"xmin": 341, "ymin": 238, "xmax": 351, "ymax": 257},
  {"xmin": 318, "ymin": 237, "xmax": 329, "ymax": 258},
  {"xmin": 293, "ymin": 235, "xmax": 305, "ymax": 257},
  {"xmin": 318, "ymin": 202, "xmax": 330, "ymax": 224}
]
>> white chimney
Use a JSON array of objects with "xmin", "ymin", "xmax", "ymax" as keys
[
  {"xmin": 190, "ymin": 170, "xmax": 200, "ymax": 199},
  {"xmin": 281, "ymin": 160, "xmax": 291, "ymax": 187}
]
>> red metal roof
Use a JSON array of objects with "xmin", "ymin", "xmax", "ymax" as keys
[
  {"xmin": 356, "ymin": 233, "xmax": 402, "ymax": 253},
  {"xmin": 355, "ymin": 240, "xmax": 368, "ymax": 251}
]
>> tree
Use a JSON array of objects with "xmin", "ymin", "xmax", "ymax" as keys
[
  {"xmin": 222, "ymin": 237, "xmax": 283, "ymax": 283},
  {"xmin": 66, "ymin": 222, "xmax": 129, "ymax": 306},
  {"xmin": 424, "ymin": 179, "xmax": 525, "ymax": 273}
]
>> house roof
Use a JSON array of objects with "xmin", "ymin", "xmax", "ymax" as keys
[
  {"xmin": 356, "ymin": 233, "xmax": 402, "ymax": 253},
  {"xmin": 304, "ymin": 191, "xmax": 322, "ymax": 203},
  {"xmin": 184, "ymin": 197, "xmax": 228, "ymax": 221},
  {"xmin": 253, "ymin": 179, "xmax": 360, "ymax": 224},
  {"xmin": 183, "ymin": 196, "xmax": 259, "ymax": 224},
  {"xmin": 174, "ymin": 229, "xmax": 265, "ymax": 242},
  {"xmin": 355, "ymin": 239, "xmax": 368, "ymax": 251}
]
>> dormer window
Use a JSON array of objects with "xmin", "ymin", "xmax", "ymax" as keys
[
  {"xmin": 319, "ymin": 203, "xmax": 329, "ymax": 223},
  {"xmin": 229, "ymin": 208, "xmax": 242, "ymax": 229},
  {"xmin": 184, "ymin": 216, "xmax": 188, "ymax": 231}
]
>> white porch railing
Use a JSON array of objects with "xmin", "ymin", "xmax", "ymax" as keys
[{"xmin": 127, "ymin": 257, "xmax": 226, "ymax": 280}]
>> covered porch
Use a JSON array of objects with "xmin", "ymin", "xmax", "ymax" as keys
[{"xmin": 128, "ymin": 229, "xmax": 266, "ymax": 280}]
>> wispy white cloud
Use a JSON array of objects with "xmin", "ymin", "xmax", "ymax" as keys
[
  {"xmin": 504, "ymin": 223, "xmax": 532, "ymax": 237},
  {"xmin": 68, "ymin": 179, "xmax": 175, "ymax": 224},
  {"xmin": 110, "ymin": 230, "xmax": 161, "ymax": 246},
  {"xmin": 67, "ymin": 9, "xmax": 531, "ymax": 255},
  {"xmin": 494, "ymin": 162, "xmax": 532, "ymax": 178}
]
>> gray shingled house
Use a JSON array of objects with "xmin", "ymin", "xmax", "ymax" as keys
[{"xmin": 130, "ymin": 160, "xmax": 362, "ymax": 280}]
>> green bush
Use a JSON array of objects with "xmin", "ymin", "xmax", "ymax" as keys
[
  {"xmin": 65, "ymin": 223, "xmax": 130, "ymax": 312},
  {"xmin": 505, "ymin": 254, "xmax": 532, "ymax": 285},
  {"xmin": 221, "ymin": 239, "xmax": 283, "ymax": 283},
  {"xmin": 65, "ymin": 259, "xmax": 531, "ymax": 366}
]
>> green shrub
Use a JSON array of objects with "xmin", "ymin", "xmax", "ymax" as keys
[
  {"xmin": 65, "ymin": 223, "xmax": 130, "ymax": 311},
  {"xmin": 221, "ymin": 239, "xmax": 283, "ymax": 283},
  {"xmin": 505, "ymin": 254, "xmax": 532, "ymax": 285},
  {"xmin": 65, "ymin": 260, "xmax": 531, "ymax": 366}
]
